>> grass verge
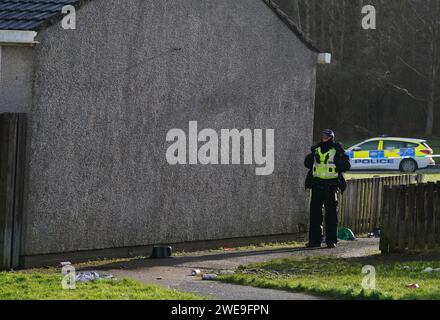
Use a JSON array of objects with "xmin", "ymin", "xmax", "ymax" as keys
[
  {"xmin": 218, "ymin": 254, "xmax": 440, "ymax": 300},
  {"xmin": 174, "ymin": 241, "xmax": 305, "ymax": 257},
  {"xmin": 0, "ymin": 271, "xmax": 204, "ymax": 300}
]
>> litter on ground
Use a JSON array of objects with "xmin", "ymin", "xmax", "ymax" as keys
[
  {"xmin": 421, "ymin": 267, "xmax": 440, "ymax": 273},
  {"xmin": 219, "ymin": 270, "xmax": 235, "ymax": 275},
  {"xmin": 75, "ymin": 271, "xmax": 114, "ymax": 283},
  {"xmin": 191, "ymin": 269, "xmax": 201, "ymax": 276},
  {"xmin": 337, "ymin": 227, "xmax": 356, "ymax": 241},
  {"xmin": 202, "ymin": 274, "xmax": 218, "ymax": 280}
]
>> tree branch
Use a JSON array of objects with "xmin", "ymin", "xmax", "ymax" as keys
[
  {"xmin": 388, "ymin": 83, "xmax": 427, "ymax": 103},
  {"xmin": 398, "ymin": 56, "xmax": 428, "ymax": 80}
]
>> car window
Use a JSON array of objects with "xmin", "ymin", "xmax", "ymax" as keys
[
  {"xmin": 383, "ymin": 141, "xmax": 418, "ymax": 149},
  {"xmin": 383, "ymin": 141, "xmax": 401, "ymax": 149},
  {"xmin": 358, "ymin": 141, "xmax": 378, "ymax": 151},
  {"xmin": 404, "ymin": 142, "xmax": 419, "ymax": 148}
]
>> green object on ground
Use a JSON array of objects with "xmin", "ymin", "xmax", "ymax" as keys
[{"xmin": 337, "ymin": 227, "xmax": 356, "ymax": 241}]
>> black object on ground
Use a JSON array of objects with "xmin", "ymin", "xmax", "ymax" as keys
[{"xmin": 151, "ymin": 246, "xmax": 172, "ymax": 258}]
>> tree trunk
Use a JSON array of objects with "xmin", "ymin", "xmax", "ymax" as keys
[
  {"xmin": 329, "ymin": 0, "xmax": 335, "ymax": 53},
  {"xmin": 293, "ymin": 0, "xmax": 301, "ymax": 29},
  {"xmin": 425, "ymin": 68, "xmax": 436, "ymax": 137},
  {"xmin": 339, "ymin": 0, "xmax": 346, "ymax": 63}
]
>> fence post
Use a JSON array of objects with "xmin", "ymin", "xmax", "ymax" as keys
[
  {"xmin": 397, "ymin": 186, "xmax": 408, "ymax": 252},
  {"xmin": 415, "ymin": 184, "xmax": 426, "ymax": 250},
  {"xmin": 347, "ymin": 179, "xmax": 355, "ymax": 230},
  {"xmin": 362, "ymin": 180, "xmax": 368, "ymax": 234},
  {"xmin": 356, "ymin": 180, "xmax": 365, "ymax": 233},
  {"xmin": 340, "ymin": 182, "xmax": 348, "ymax": 228},
  {"xmin": 407, "ymin": 184, "xmax": 417, "ymax": 250},
  {"xmin": 376, "ymin": 177, "xmax": 384, "ymax": 230},
  {"xmin": 380, "ymin": 186, "xmax": 391, "ymax": 254},
  {"xmin": 0, "ymin": 114, "xmax": 26, "ymax": 270},
  {"xmin": 352, "ymin": 179, "xmax": 360, "ymax": 234},
  {"xmin": 365, "ymin": 179, "xmax": 372, "ymax": 234},
  {"xmin": 399, "ymin": 185, "xmax": 409, "ymax": 251},
  {"xmin": 435, "ymin": 183, "xmax": 440, "ymax": 247},
  {"xmin": 368, "ymin": 179, "xmax": 374, "ymax": 233},
  {"xmin": 426, "ymin": 183, "xmax": 435, "ymax": 250},
  {"xmin": 358, "ymin": 180, "xmax": 365, "ymax": 234},
  {"xmin": 389, "ymin": 185, "xmax": 401, "ymax": 252},
  {"xmin": 338, "ymin": 191, "xmax": 344, "ymax": 228}
]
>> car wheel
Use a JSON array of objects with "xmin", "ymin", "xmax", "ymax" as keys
[{"xmin": 399, "ymin": 159, "xmax": 418, "ymax": 173}]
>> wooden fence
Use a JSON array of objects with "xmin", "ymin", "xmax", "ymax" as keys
[
  {"xmin": 380, "ymin": 182, "xmax": 440, "ymax": 254},
  {"xmin": 338, "ymin": 175, "xmax": 422, "ymax": 235},
  {"xmin": 0, "ymin": 113, "xmax": 27, "ymax": 270}
]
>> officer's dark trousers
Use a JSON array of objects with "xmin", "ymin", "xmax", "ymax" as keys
[{"xmin": 309, "ymin": 185, "xmax": 339, "ymax": 245}]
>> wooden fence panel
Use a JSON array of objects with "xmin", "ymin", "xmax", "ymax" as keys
[
  {"xmin": 435, "ymin": 183, "xmax": 440, "ymax": 246},
  {"xmin": 380, "ymin": 182, "xmax": 440, "ymax": 254},
  {"xmin": 339, "ymin": 175, "xmax": 419, "ymax": 236},
  {"xmin": 415, "ymin": 185, "xmax": 426, "ymax": 250},
  {"xmin": 389, "ymin": 186, "xmax": 398, "ymax": 252},
  {"xmin": 0, "ymin": 113, "xmax": 26, "ymax": 270},
  {"xmin": 368, "ymin": 179, "xmax": 374, "ymax": 232},
  {"xmin": 397, "ymin": 186, "xmax": 409, "ymax": 251},
  {"xmin": 379, "ymin": 186, "xmax": 391, "ymax": 253},
  {"xmin": 407, "ymin": 184, "xmax": 417, "ymax": 251},
  {"xmin": 426, "ymin": 183, "xmax": 435, "ymax": 250}
]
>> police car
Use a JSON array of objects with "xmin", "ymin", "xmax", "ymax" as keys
[{"xmin": 346, "ymin": 137, "xmax": 435, "ymax": 173}]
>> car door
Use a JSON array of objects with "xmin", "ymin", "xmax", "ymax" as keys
[
  {"xmin": 382, "ymin": 140, "xmax": 404, "ymax": 170},
  {"xmin": 350, "ymin": 140, "xmax": 380, "ymax": 170},
  {"xmin": 382, "ymin": 140, "xmax": 418, "ymax": 170}
]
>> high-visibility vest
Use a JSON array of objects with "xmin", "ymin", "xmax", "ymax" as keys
[{"xmin": 313, "ymin": 147, "xmax": 338, "ymax": 179}]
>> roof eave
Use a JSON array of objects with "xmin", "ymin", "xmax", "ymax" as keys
[
  {"xmin": 261, "ymin": 0, "xmax": 321, "ymax": 53},
  {"xmin": 0, "ymin": 30, "xmax": 38, "ymax": 46}
]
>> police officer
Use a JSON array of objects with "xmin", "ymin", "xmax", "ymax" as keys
[{"xmin": 304, "ymin": 129, "xmax": 351, "ymax": 248}]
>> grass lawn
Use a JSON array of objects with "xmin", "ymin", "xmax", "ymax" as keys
[
  {"xmin": 0, "ymin": 271, "xmax": 204, "ymax": 300},
  {"xmin": 218, "ymin": 254, "xmax": 440, "ymax": 300}
]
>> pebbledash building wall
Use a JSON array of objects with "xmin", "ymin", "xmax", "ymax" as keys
[{"xmin": 0, "ymin": 0, "xmax": 320, "ymax": 267}]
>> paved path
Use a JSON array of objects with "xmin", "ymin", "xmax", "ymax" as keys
[{"xmin": 88, "ymin": 238, "xmax": 379, "ymax": 300}]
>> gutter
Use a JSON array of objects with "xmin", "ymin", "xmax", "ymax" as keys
[
  {"xmin": 261, "ymin": 0, "xmax": 320, "ymax": 53},
  {"xmin": 0, "ymin": 30, "xmax": 38, "ymax": 46},
  {"xmin": 261, "ymin": 0, "xmax": 332, "ymax": 64}
]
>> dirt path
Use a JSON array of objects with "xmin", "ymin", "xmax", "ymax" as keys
[{"xmin": 89, "ymin": 238, "xmax": 379, "ymax": 300}]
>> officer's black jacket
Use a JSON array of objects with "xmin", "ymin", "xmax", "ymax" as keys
[{"xmin": 304, "ymin": 141, "xmax": 351, "ymax": 193}]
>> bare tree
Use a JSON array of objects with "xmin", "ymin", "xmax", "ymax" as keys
[
  {"xmin": 386, "ymin": 0, "xmax": 440, "ymax": 136},
  {"xmin": 275, "ymin": 0, "xmax": 440, "ymax": 138}
]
